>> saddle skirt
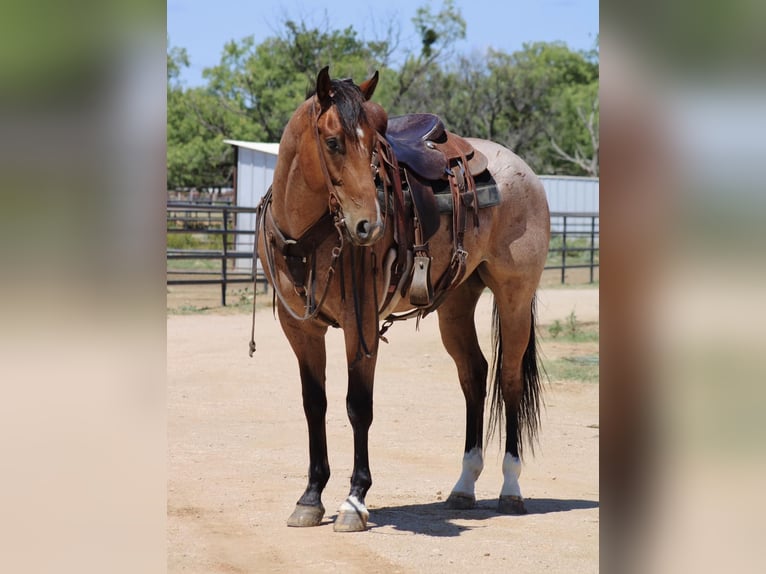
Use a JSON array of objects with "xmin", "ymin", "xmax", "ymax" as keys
[
  {"xmin": 379, "ymin": 113, "xmax": 499, "ymax": 243},
  {"xmin": 375, "ymin": 113, "xmax": 499, "ymax": 310}
]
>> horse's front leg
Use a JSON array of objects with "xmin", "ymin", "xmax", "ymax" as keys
[
  {"xmin": 334, "ymin": 335, "xmax": 378, "ymax": 532},
  {"xmin": 279, "ymin": 311, "xmax": 331, "ymax": 527}
]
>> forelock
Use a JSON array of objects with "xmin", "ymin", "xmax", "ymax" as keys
[{"xmin": 313, "ymin": 78, "xmax": 367, "ymax": 141}]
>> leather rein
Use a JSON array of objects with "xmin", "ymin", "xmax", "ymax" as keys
[{"xmin": 249, "ymin": 100, "xmax": 391, "ymax": 357}]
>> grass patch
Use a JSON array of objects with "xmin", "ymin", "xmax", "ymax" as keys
[
  {"xmin": 167, "ymin": 259, "xmax": 220, "ymax": 271},
  {"xmin": 166, "ymin": 286, "xmax": 270, "ymax": 315},
  {"xmin": 169, "ymin": 304, "xmax": 213, "ymax": 315},
  {"xmin": 543, "ymin": 311, "xmax": 599, "ymax": 343},
  {"xmin": 544, "ymin": 355, "xmax": 599, "ymax": 383},
  {"xmin": 167, "ymin": 231, "xmax": 222, "ymax": 251},
  {"xmin": 228, "ymin": 287, "xmax": 259, "ymax": 309},
  {"xmin": 538, "ymin": 311, "xmax": 599, "ymax": 383},
  {"xmin": 546, "ymin": 235, "xmax": 599, "ymax": 266}
]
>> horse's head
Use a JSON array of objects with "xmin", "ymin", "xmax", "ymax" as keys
[{"xmin": 308, "ymin": 67, "xmax": 387, "ymax": 246}]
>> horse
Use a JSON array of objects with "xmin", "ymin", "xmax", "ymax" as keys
[{"xmin": 254, "ymin": 67, "xmax": 550, "ymax": 532}]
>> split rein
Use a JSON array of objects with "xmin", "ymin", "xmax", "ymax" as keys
[{"xmin": 249, "ymin": 103, "xmax": 393, "ymax": 361}]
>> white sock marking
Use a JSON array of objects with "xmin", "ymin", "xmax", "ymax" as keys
[
  {"xmin": 339, "ymin": 495, "xmax": 369, "ymax": 520},
  {"xmin": 500, "ymin": 453, "xmax": 523, "ymax": 497},
  {"xmin": 452, "ymin": 447, "xmax": 484, "ymax": 496}
]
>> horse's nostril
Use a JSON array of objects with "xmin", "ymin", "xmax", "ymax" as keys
[{"xmin": 356, "ymin": 220, "xmax": 371, "ymax": 238}]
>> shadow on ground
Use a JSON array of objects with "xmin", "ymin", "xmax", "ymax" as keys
[{"xmin": 355, "ymin": 497, "xmax": 599, "ymax": 537}]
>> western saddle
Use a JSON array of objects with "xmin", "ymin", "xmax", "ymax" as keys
[
  {"xmin": 375, "ymin": 113, "xmax": 495, "ymax": 313},
  {"xmin": 254, "ymin": 111, "xmax": 499, "ymax": 346}
]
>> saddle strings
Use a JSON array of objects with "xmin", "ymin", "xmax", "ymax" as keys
[
  {"xmin": 251, "ymin": 98, "xmax": 391, "ymax": 358},
  {"xmin": 249, "ymin": 190, "xmax": 269, "ymax": 357},
  {"xmin": 248, "ymin": 188, "xmax": 346, "ymax": 359}
]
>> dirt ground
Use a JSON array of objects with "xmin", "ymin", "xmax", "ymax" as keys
[{"xmin": 168, "ymin": 288, "xmax": 599, "ymax": 573}]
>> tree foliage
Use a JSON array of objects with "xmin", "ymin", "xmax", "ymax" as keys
[{"xmin": 167, "ymin": 3, "xmax": 599, "ymax": 190}]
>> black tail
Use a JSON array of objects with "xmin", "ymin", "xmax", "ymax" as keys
[{"xmin": 486, "ymin": 295, "xmax": 544, "ymax": 458}]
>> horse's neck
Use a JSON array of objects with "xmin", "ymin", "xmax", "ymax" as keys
[
  {"xmin": 270, "ymin": 106, "xmax": 329, "ymax": 239},
  {"xmin": 271, "ymin": 171, "xmax": 324, "ymax": 240}
]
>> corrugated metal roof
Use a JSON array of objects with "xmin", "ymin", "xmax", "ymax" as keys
[{"xmin": 224, "ymin": 140, "xmax": 280, "ymax": 155}]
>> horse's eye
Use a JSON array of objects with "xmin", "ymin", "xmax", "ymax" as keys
[{"xmin": 326, "ymin": 137, "xmax": 342, "ymax": 154}]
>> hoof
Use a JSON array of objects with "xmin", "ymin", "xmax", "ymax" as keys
[
  {"xmin": 333, "ymin": 496, "xmax": 369, "ymax": 532},
  {"xmin": 287, "ymin": 503, "xmax": 325, "ymax": 527},
  {"xmin": 498, "ymin": 495, "xmax": 527, "ymax": 515},
  {"xmin": 333, "ymin": 509, "xmax": 368, "ymax": 532},
  {"xmin": 446, "ymin": 491, "xmax": 476, "ymax": 509}
]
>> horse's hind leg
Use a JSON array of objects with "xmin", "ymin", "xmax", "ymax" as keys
[
  {"xmin": 483, "ymin": 279, "xmax": 543, "ymax": 515},
  {"xmin": 437, "ymin": 273, "xmax": 489, "ymax": 509},
  {"xmin": 278, "ymin": 313, "xmax": 331, "ymax": 527}
]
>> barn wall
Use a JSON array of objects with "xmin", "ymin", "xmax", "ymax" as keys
[
  {"xmin": 539, "ymin": 176, "xmax": 599, "ymax": 234},
  {"xmin": 235, "ymin": 148, "xmax": 278, "ymax": 271},
  {"xmin": 539, "ymin": 176, "xmax": 599, "ymax": 214}
]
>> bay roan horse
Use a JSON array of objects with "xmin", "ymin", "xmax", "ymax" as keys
[{"xmin": 255, "ymin": 67, "xmax": 550, "ymax": 532}]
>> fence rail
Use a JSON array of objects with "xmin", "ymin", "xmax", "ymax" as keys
[
  {"xmin": 166, "ymin": 202, "xmax": 599, "ymax": 306},
  {"xmin": 167, "ymin": 201, "xmax": 263, "ymax": 306},
  {"xmin": 545, "ymin": 212, "xmax": 599, "ymax": 283}
]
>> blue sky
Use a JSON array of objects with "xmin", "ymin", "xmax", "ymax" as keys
[{"xmin": 168, "ymin": 0, "xmax": 599, "ymax": 87}]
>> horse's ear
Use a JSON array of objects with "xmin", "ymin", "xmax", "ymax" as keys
[
  {"xmin": 359, "ymin": 70, "xmax": 379, "ymax": 101},
  {"xmin": 316, "ymin": 66, "xmax": 332, "ymax": 107}
]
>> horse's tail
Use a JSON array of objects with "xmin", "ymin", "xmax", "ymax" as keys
[{"xmin": 487, "ymin": 295, "xmax": 544, "ymax": 458}]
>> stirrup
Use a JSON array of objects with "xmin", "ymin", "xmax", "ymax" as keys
[{"xmin": 409, "ymin": 254, "xmax": 433, "ymax": 307}]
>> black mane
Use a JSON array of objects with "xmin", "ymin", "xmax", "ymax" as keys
[{"xmin": 307, "ymin": 77, "xmax": 367, "ymax": 141}]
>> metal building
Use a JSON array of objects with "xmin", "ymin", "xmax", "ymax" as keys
[
  {"xmin": 539, "ymin": 175, "xmax": 599, "ymax": 213},
  {"xmin": 224, "ymin": 140, "xmax": 280, "ymax": 270},
  {"xmin": 539, "ymin": 175, "xmax": 599, "ymax": 233}
]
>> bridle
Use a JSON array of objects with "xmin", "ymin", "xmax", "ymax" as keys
[
  {"xmin": 310, "ymin": 101, "xmax": 345, "ymax": 222},
  {"xmin": 249, "ymin": 97, "xmax": 385, "ymax": 357}
]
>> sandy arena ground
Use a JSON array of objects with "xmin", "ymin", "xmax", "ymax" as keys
[{"xmin": 168, "ymin": 287, "xmax": 599, "ymax": 573}]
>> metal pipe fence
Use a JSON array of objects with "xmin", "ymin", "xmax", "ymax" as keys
[
  {"xmin": 166, "ymin": 203, "xmax": 599, "ymax": 306},
  {"xmin": 166, "ymin": 201, "xmax": 264, "ymax": 306},
  {"xmin": 545, "ymin": 212, "xmax": 599, "ymax": 283}
]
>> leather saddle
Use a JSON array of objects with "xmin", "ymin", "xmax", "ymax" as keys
[
  {"xmin": 386, "ymin": 114, "xmax": 488, "ymax": 180},
  {"xmin": 379, "ymin": 114, "xmax": 491, "ymax": 308},
  {"xmin": 384, "ymin": 113, "xmax": 488, "ymax": 243}
]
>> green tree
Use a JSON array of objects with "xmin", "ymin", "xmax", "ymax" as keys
[
  {"xmin": 547, "ymin": 38, "xmax": 599, "ymax": 175},
  {"xmin": 201, "ymin": 22, "xmax": 386, "ymax": 143},
  {"xmin": 167, "ymin": 44, "xmax": 246, "ymax": 189},
  {"xmin": 167, "ymin": 45, "xmax": 189, "ymax": 87},
  {"xmin": 167, "ymin": 4, "xmax": 600, "ymax": 189},
  {"xmin": 386, "ymin": 0, "xmax": 467, "ymax": 113},
  {"xmin": 549, "ymin": 80, "xmax": 599, "ymax": 175},
  {"xmin": 487, "ymin": 42, "xmax": 598, "ymax": 173}
]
